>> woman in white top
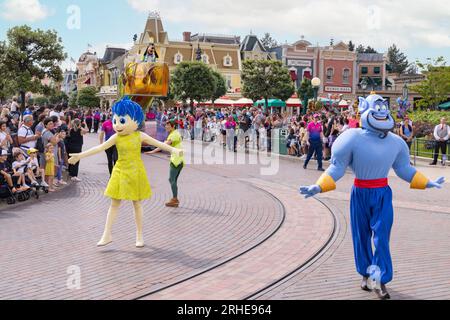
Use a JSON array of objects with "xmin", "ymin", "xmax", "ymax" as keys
[{"xmin": 0, "ymin": 121, "xmax": 13, "ymax": 151}]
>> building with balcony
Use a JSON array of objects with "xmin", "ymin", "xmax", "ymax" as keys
[
  {"xmin": 97, "ymin": 47, "xmax": 127, "ymax": 107},
  {"xmin": 76, "ymin": 51, "xmax": 100, "ymax": 90}
]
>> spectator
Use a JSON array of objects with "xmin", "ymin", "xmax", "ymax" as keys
[
  {"xmin": 10, "ymin": 98, "xmax": 19, "ymax": 116},
  {"xmin": 18, "ymin": 115, "xmax": 40, "ymax": 154},
  {"xmin": 0, "ymin": 149, "xmax": 18, "ymax": 193},
  {"xmin": 225, "ymin": 116, "xmax": 236, "ymax": 152},
  {"xmin": 399, "ymin": 114, "xmax": 414, "ymax": 150},
  {"xmin": 44, "ymin": 143, "xmax": 56, "ymax": 192},
  {"xmin": 12, "ymin": 151, "xmax": 38, "ymax": 187},
  {"xmin": 93, "ymin": 109, "xmax": 101, "ymax": 133},
  {"xmin": 66, "ymin": 119, "xmax": 88, "ymax": 182},
  {"xmin": 430, "ymin": 117, "xmax": 450, "ymax": 166},
  {"xmin": 55, "ymin": 129, "xmax": 68, "ymax": 186},
  {"xmin": 99, "ymin": 115, "xmax": 118, "ymax": 175},
  {"xmin": 85, "ymin": 110, "xmax": 93, "ymax": 133},
  {"xmin": 26, "ymin": 148, "xmax": 48, "ymax": 187},
  {"xmin": 41, "ymin": 118, "xmax": 60, "ymax": 169},
  {"xmin": 0, "ymin": 121, "xmax": 13, "ymax": 152},
  {"xmin": 303, "ymin": 114, "xmax": 325, "ymax": 171}
]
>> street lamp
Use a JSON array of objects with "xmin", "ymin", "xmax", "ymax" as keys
[
  {"xmin": 311, "ymin": 77, "xmax": 321, "ymax": 103},
  {"xmin": 360, "ymin": 78, "xmax": 368, "ymax": 98}
]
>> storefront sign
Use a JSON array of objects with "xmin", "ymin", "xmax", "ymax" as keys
[
  {"xmin": 287, "ymin": 60, "xmax": 311, "ymax": 67},
  {"xmin": 325, "ymin": 86, "xmax": 352, "ymax": 93}
]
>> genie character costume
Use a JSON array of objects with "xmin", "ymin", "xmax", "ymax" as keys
[{"xmin": 300, "ymin": 94, "xmax": 445, "ymax": 299}]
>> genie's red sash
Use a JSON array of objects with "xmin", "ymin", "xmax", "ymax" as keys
[{"xmin": 354, "ymin": 178, "xmax": 388, "ymax": 189}]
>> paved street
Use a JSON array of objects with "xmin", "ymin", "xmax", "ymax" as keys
[{"xmin": 1, "ymin": 133, "xmax": 450, "ymax": 300}]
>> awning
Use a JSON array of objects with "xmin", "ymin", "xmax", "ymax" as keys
[
  {"xmin": 254, "ymin": 99, "xmax": 286, "ymax": 108},
  {"xmin": 438, "ymin": 101, "xmax": 450, "ymax": 110},
  {"xmin": 234, "ymin": 98, "xmax": 253, "ymax": 107},
  {"xmin": 338, "ymin": 100, "xmax": 349, "ymax": 108},
  {"xmin": 286, "ymin": 98, "xmax": 302, "ymax": 107}
]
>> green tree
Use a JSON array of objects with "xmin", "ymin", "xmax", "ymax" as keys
[
  {"xmin": 387, "ymin": 44, "xmax": 409, "ymax": 74},
  {"xmin": 2, "ymin": 25, "xmax": 66, "ymax": 109},
  {"xmin": 298, "ymin": 79, "xmax": 314, "ymax": 114},
  {"xmin": 241, "ymin": 60, "xmax": 295, "ymax": 107},
  {"xmin": 68, "ymin": 91, "xmax": 78, "ymax": 107},
  {"xmin": 260, "ymin": 33, "xmax": 279, "ymax": 50},
  {"xmin": 0, "ymin": 41, "xmax": 16, "ymax": 103},
  {"xmin": 77, "ymin": 87, "xmax": 100, "ymax": 108},
  {"xmin": 49, "ymin": 91, "xmax": 69, "ymax": 104},
  {"xmin": 356, "ymin": 45, "xmax": 378, "ymax": 54},
  {"xmin": 411, "ymin": 57, "xmax": 450, "ymax": 110},
  {"xmin": 348, "ymin": 40, "xmax": 355, "ymax": 52},
  {"xmin": 34, "ymin": 96, "xmax": 49, "ymax": 106},
  {"xmin": 171, "ymin": 61, "xmax": 216, "ymax": 107},
  {"xmin": 211, "ymin": 71, "xmax": 227, "ymax": 104}
]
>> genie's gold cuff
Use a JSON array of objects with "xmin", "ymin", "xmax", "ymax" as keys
[
  {"xmin": 410, "ymin": 171, "xmax": 429, "ymax": 190},
  {"xmin": 316, "ymin": 174, "xmax": 337, "ymax": 193}
]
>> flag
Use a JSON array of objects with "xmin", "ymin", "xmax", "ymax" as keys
[
  {"xmin": 87, "ymin": 43, "xmax": 93, "ymax": 48},
  {"xmin": 70, "ymin": 57, "xmax": 76, "ymax": 63}
]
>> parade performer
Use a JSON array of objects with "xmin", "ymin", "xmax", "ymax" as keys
[
  {"xmin": 68, "ymin": 98, "xmax": 182, "ymax": 248},
  {"xmin": 299, "ymin": 94, "xmax": 445, "ymax": 300},
  {"xmin": 146, "ymin": 119, "xmax": 185, "ymax": 208},
  {"xmin": 143, "ymin": 43, "xmax": 159, "ymax": 63}
]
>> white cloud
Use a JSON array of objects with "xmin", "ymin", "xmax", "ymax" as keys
[
  {"xmin": 127, "ymin": 0, "xmax": 450, "ymax": 50},
  {"xmin": 1, "ymin": 0, "xmax": 51, "ymax": 22}
]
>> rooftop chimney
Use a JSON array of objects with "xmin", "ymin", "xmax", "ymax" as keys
[{"xmin": 183, "ymin": 32, "xmax": 191, "ymax": 42}]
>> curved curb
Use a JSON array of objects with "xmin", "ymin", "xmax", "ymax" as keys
[
  {"xmin": 141, "ymin": 178, "xmax": 335, "ymax": 300},
  {"xmin": 135, "ymin": 179, "xmax": 286, "ymax": 300},
  {"xmin": 246, "ymin": 197, "xmax": 344, "ymax": 300}
]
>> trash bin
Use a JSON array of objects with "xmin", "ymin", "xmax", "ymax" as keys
[{"xmin": 272, "ymin": 128, "xmax": 289, "ymax": 155}]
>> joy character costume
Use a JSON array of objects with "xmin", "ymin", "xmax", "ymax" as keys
[
  {"xmin": 300, "ymin": 94, "xmax": 445, "ymax": 299},
  {"xmin": 68, "ymin": 98, "xmax": 182, "ymax": 248}
]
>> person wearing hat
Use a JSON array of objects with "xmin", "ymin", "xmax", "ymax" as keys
[
  {"xmin": 27, "ymin": 148, "xmax": 49, "ymax": 187},
  {"xmin": 0, "ymin": 149, "xmax": 18, "ymax": 193},
  {"xmin": 303, "ymin": 114, "xmax": 325, "ymax": 171},
  {"xmin": 146, "ymin": 119, "xmax": 185, "ymax": 208}
]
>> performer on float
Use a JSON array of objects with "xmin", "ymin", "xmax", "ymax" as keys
[
  {"xmin": 68, "ymin": 98, "xmax": 182, "ymax": 248},
  {"xmin": 143, "ymin": 43, "xmax": 159, "ymax": 63},
  {"xmin": 299, "ymin": 94, "xmax": 445, "ymax": 299},
  {"xmin": 146, "ymin": 119, "xmax": 184, "ymax": 208}
]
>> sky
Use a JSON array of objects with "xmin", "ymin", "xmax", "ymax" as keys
[{"xmin": 0, "ymin": 0, "xmax": 449, "ymax": 71}]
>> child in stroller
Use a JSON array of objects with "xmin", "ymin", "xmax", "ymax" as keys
[
  {"xmin": 12, "ymin": 151, "xmax": 35, "ymax": 189},
  {"xmin": 26, "ymin": 148, "xmax": 49, "ymax": 196},
  {"xmin": 0, "ymin": 149, "xmax": 28, "ymax": 204}
]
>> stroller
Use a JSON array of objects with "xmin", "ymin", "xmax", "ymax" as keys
[{"xmin": 0, "ymin": 183, "xmax": 16, "ymax": 205}]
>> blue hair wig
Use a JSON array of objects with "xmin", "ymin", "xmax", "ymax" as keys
[{"xmin": 112, "ymin": 97, "xmax": 144, "ymax": 125}]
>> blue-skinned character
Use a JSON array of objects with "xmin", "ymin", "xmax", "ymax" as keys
[{"xmin": 299, "ymin": 94, "xmax": 445, "ymax": 299}]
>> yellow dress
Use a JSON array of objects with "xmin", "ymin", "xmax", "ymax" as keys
[
  {"xmin": 45, "ymin": 153, "xmax": 55, "ymax": 176},
  {"xmin": 104, "ymin": 131, "xmax": 152, "ymax": 201}
]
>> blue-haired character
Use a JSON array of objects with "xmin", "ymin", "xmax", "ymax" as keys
[
  {"xmin": 300, "ymin": 94, "xmax": 445, "ymax": 300},
  {"xmin": 69, "ymin": 98, "xmax": 182, "ymax": 248}
]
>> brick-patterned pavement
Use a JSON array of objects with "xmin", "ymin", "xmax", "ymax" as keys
[
  {"xmin": 142, "ymin": 178, "xmax": 334, "ymax": 300},
  {"xmin": 1, "ymin": 132, "xmax": 449, "ymax": 300},
  {"xmin": 0, "ymin": 135, "xmax": 285, "ymax": 300}
]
